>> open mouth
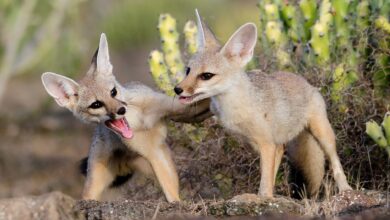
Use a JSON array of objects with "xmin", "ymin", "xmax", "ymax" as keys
[
  {"xmin": 179, "ymin": 93, "xmax": 201, "ymax": 104},
  {"xmin": 105, "ymin": 117, "xmax": 133, "ymax": 139}
]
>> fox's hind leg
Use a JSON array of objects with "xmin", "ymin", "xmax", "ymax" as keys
[{"xmin": 308, "ymin": 107, "xmax": 352, "ymax": 192}]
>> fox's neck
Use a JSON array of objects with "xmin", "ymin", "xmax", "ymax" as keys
[{"xmin": 212, "ymin": 71, "xmax": 252, "ymax": 114}]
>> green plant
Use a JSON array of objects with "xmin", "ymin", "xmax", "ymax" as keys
[
  {"xmin": 366, "ymin": 113, "xmax": 390, "ymax": 158},
  {"xmin": 148, "ymin": 14, "xmax": 197, "ymax": 96},
  {"xmin": 257, "ymin": 0, "xmax": 389, "ymax": 107},
  {"xmin": 148, "ymin": 13, "xmax": 211, "ymax": 144}
]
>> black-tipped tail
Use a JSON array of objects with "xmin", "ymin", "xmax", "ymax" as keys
[{"xmin": 288, "ymin": 160, "xmax": 307, "ymax": 199}]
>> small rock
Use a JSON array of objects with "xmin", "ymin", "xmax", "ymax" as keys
[{"xmin": 0, "ymin": 191, "xmax": 82, "ymax": 220}]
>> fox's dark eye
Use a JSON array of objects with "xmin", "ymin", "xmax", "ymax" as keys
[
  {"xmin": 89, "ymin": 100, "xmax": 104, "ymax": 109},
  {"xmin": 199, "ymin": 72, "xmax": 215, "ymax": 80},
  {"xmin": 111, "ymin": 87, "xmax": 117, "ymax": 97},
  {"xmin": 185, "ymin": 67, "xmax": 191, "ymax": 75}
]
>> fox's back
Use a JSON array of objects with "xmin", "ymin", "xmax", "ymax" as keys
[
  {"xmin": 248, "ymin": 70, "xmax": 321, "ymax": 144},
  {"xmin": 248, "ymin": 70, "xmax": 316, "ymax": 108}
]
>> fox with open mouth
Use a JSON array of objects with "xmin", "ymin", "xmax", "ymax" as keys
[{"xmin": 41, "ymin": 34, "xmax": 210, "ymax": 202}]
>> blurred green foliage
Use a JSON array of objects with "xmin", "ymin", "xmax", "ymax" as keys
[
  {"xmin": 0, "ymin": 0, "xmax": 85, "ymax": 102},
  {"xmin": 102, "ymin": 0, "xmax": 259, "ymax": 50},
  {"xmin": 256, "ymin": 0, "xmax": 389, "ymax": 107},
  {"xmin": 0, "ymin": 0, "xmax": 85, "ymax": 74}
]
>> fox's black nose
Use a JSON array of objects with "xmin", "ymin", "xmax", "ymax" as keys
[
  {"xmin": 174, "ymin": 86, "xmax": 183, "ymax": 95},
  {"xmin": 117, "ymin": 107, "xmax": 126, "ymax": 115}
]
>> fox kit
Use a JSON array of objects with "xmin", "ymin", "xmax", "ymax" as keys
[
  {"xmin": 41, "ymin": 34, "xmax": 210, "ymax": 202},
  {"xmin": 174, "ymin": 11, "xmax": 352, "ymax": 198}
]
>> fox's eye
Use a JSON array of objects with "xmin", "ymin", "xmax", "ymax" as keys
[
  {"xmin": 89, "ymin": 100, "xmax": 104, "ymax": 109},
  {"xmin": 199, "ymin": 72, "xmax": 215, "ymax": 80},
  {"xmin": 111, "ymin": 87, "xmax": 117, "ymax": 97},
  {"xmin": 185, "ymin": 67, "xmax": 191, "ymax": 75}
]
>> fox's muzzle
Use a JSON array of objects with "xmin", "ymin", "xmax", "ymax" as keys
[{"xmin": 108, "ymin": 106, "xmax": 126, "ymax": 120}]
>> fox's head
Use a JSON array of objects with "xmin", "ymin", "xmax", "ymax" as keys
[
  {"xmin": 174, "ymin": 10, "xmax": 257, "ymax": 104},
  {"xmin": 41, "ymin": 34, "xmax": 133, "ymax": 139}
]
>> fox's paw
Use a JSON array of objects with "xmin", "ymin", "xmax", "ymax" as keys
[{"xmin": 339, "ymin": 184, "xmax": 353, "ymax": 192}]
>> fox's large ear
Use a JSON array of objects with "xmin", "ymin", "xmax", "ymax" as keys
[
  {"xmin": 41, "ymin": 72, "xmax": 79, "ymax": 108},
  {"xmin": 220, "ymin": 23, "xmax": 257, "ymax": 66},
  {"xmin": 195, "ymin": 9, "xmax": 220, "ymax": 51},
  {"xmin": 95, "ymin": 33, "xmax": 113, "ymax": 74}
]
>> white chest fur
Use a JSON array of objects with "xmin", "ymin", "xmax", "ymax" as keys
[{"xmin": 211, "ymin": 84, "xmax": 260, "ymax": 136}]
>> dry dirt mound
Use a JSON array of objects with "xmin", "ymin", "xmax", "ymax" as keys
[{"xmin": 75, "ymin": 190, "xmax": 389, "ymax": 219}]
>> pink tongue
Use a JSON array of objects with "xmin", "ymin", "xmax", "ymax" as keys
[
  {"xmin": 111, "ymin": 118, "xmax": 133, "ymax": 139},
  {"xmin": 179, "ymin": 96, "xmax": 191, "ymax": 104}
]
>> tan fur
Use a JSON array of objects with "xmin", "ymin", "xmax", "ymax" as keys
[
  {"xmin": 130, "ymin": 157, "xmax": 154, "ymax": 177},
  {"xmin": 175, "ymin": 17, "xmax": 352, "ymax": 198},
  {"xmin": 82, "ymin": 158, "xmax": 114, "ymax": 200},
  {"xmin": 42, "ymin": 34, "xmax": 210, "ymax": 202}
]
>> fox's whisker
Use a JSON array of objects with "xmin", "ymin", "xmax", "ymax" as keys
[{"xmin": 171, "ymin": 94, "xmax": 177, "ymax": 111}]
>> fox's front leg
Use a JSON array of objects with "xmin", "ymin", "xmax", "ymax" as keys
[
  {"xmin": 273, "ymin": 144, "xmax": 285, "ymax": 186},
  {"xmin": 82, "ymin": 138, "xmax": 115, "ymax": 200},
  {"xmin": 251, "ymin": 138, "xmax": 277, "ymax": 198},
  {"xmin": 144, "ymin": 143, "xmax": 180, "ymax": 202},
  {"xmin": 82, "ymin": 156, "xmax": 114, "ymax": 200}
]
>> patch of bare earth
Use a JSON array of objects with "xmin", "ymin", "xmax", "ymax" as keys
[{"xmin": 74, "ymin": 190, "xmax": 388, "ymax": 219}]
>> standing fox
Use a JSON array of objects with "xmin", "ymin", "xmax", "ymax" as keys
[
  {"xmin": 174, "ymin": 11, "xmax": 352, "ymax": 197},
  {"xmin": 41, "ymin": 34, "xmax": 210, "ymax": 202}
]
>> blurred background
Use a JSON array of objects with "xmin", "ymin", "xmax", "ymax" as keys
[{"xmin": 0, "ymin": 0, "xmax": 259, "ymax": 198}]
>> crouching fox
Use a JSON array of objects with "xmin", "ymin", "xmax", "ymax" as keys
[{"xmin": 42, "ymin": 34, "xmax": 210, "ymax": 201}]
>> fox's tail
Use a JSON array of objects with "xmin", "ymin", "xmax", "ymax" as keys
[{"xmin": 287, "ymin": 130, "xmax": 325, "ymax": 198}]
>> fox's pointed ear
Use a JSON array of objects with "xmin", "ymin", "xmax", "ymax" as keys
[
  {"xmin": 41, "ymin": 72, "xmax": 79, "ymax": 108},
  {"xmin": 96, "ymin": 33, "xmax": 113, "ymax": 74},
  {"xmin": 195, "ymin": 9, "xmax": 220, "ymax": 51},
  {"xmin": 220, "ymin": 23, "xmax": 257, "ymax": 66},
  {"xmin": 87, "ymin": 47, "xmax": 99, "ymax": 74}
]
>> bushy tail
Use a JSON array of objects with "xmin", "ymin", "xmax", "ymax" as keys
[{"xmin": 287, "ymin": 130, "xmax": 325, "ymax": 198}]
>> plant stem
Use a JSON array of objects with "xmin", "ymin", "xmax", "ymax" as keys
[{"xmin": 0, "ymin": 0, "xmax": 37, "ymax": 103}]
